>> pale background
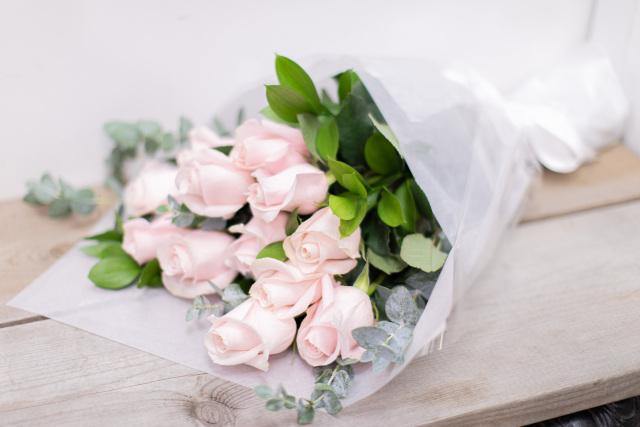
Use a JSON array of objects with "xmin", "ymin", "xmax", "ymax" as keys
[{"xmin": 0, "ymin": 0, "xmax": 637, "ymax": 199}]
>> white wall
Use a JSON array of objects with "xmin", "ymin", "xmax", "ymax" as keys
[{"xmin": 0, "ymin": 0, "xmax": 593, "ymax": 199}]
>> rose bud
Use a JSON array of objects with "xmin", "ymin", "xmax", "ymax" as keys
[
  {"xmin": 157, "ymin": 229, "xmax": 237, "ymax": 299},
  {"xmin": 230, "ymin": 119, "xmax": 308, "ymax": 174},
  {"xmin": 123, "ymin": 161, "xmax": 178, "ymax": 217},
  {"xmin": 249, "ymin": 257, "xmax": 335, "ymax": 319},
  {"xmin": 247, "ymin": 164, "xmax": 328, "ymax": 223},
  {"xmin": 205, "ymin": 298, "xmax": 296, "ymax": 371},
  {"xmin": 283, "ymin": 207, "xmax": 360, "ymax": 275},
  {"xmin": 225, "ymin": 213, "xmax": 288, "ymax": 276},
  {"xmin": 297, "ymin": 285, "xmax": 374, "ymax": 367},
  {"xmin": 122, "ymin": 215, "xmax": 183, "ymax": 265},
  {"xmin": 174, "ymin": 148, "xmax": 253, "ymax": 219}
]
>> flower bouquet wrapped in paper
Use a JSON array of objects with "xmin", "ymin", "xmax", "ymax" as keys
[{"xmin": 11, "ymin": 49, "xmax": 627, "ymax": 424}]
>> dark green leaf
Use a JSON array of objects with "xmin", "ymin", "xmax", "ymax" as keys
[
  {"xmin": 285, "ymin": 209, "xmax": 301, "ymax": 236},
  {"xmin": 85, "ymin": 229, "xmax": 123, "ymax": 242},
  {"xmin": 395, "ymin": 180, "xmax": 417, "ymax": 232},
  {"xmin": 297, "ymin": 400, "xmax": 315, "ymax": 424},
  {"xmin": 297, "ymin": 113, "xmax": 320, "ymax": 160},
  {"xmin": 364, "ymin": 132, "xmax": 402, "ymax": 175},
  {"xmin": 337, "ymin": 70, "xmax": 360, "ymax": 102},
  {"xmin": 137, "ymin": 259, "xmax": 163, "ymax": 288},
  {"xmin": 369, "ymin": 114, "xmax": 401, "ymax": 151},
  {"xmin": 367, "ymin": 249, "xmax": 406, "ymax": 274},
  {"xmin": 88, "ymin": 255, "xmax": 141, "ymax": 290},
  {"xmin": 335, "ymin": 81, "xmax": 375, "ymax": 166}
]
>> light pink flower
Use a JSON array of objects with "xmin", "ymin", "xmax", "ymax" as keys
[
  {"xmin": 283, "ymin": 207, "xmax": 360, "ymax": 275},
  {"xmin": 249, "ymin": 258, "xmax": 335, "ymax": 319},
  {"xmin": 122, "ymin": 215, "xmax": 183, "ymax": 264},
  {"xmin": 225, "ymin": 213, "xmax": 288, "ymax": 276},
  {"xmin": 175, "ymin": 148, "xmax": 253, "ymax": 219},
  {"xmin": 297, "ymin": 285, "xmax": 374, "ymax": 367},
  {"xmin": 189, "ymin": 126, "xmax": 233, "ymax": 150},
  {"xmin": 123, "ymin": 161, "xmax": 177, "ymax": 217},
  {"xmin": 247, "ymin": 164, "xmax": 328, "ymax": 223},
  {"xmin": 157, "ymin": 229, "xmax": 236, "ymax": 298},
  {"xmin": 230, "ymin": 119, "xmax": 308, "ymax": 174},
  {"xmin": 205, "ymin": 298, "xmax": 296, "ymax": 371}
]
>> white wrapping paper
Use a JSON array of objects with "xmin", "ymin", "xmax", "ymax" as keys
[{"xmin": 8, "ymin": 47, "xmax": 626, "ymax": 405}]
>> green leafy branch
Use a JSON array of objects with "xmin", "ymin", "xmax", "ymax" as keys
[
  {"xmin": 24, "ymin": 173, "xmax": 96, "ymax": 218},
  {"xmin": 255, "ymin": 359, "xmax": 355, "ymax": 424}
]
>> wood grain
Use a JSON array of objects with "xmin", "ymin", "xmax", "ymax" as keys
[{"xmin": 2, "ymin": 198, "xmax": 640, "ymax": 426}]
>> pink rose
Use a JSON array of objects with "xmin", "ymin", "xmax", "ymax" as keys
[
  {"xmin": 297, "ymin": 285, "xmax": 374, "ymax": 366},
  {"xmin": 249, "ymin": 258, "xmax": 335, "ymax": 319},
  {"xmin": 225, "ymin": 213, "xmax": 289, "ymax": 276},
  {"xmin": 122, "ymin": 216, "xmax": 183, "ymax": 264},
  {"xmin": 189, "ymin": 126, "xmax": 233, "ymax": 150},
  {"xmin": 247, "ymin": 164, "xmax": 328, "ymax": 223},
  {"xmin": 205, "ymin": 298, "xmax": 296, "ymax": 371},
  {"xmin": 157, "ymin": 229, "xmax": 237, "ymax": 299},
  {"xmin": 123, "ymin": 161, "xmax": 177, "ymax": 217},
  {"xmin": 283, "ymin": 207, "xmax": 360, "ymax": 275},
  {"xmin": 175, "ymin": 148, "xmax": 254, "ymax": 219},
  {"xmin": 230, "ymin": 119, "xmax": 308, "ymax": 174}
]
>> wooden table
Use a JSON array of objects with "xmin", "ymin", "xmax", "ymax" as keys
[{"xmin": 2, "ymin": 145, "xmax": 640, "ymax": 426}]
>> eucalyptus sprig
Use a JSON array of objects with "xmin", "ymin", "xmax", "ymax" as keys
[
  {"xmin": 166, "ymin": 195, "xmax": 227, "ymax": 230},
  {"xmin": 24, "ymin": 173, "xmax": 96, "ymax": 218},
  {"xmin": 255, "ymin": 359, "xmax": 355, "ymax": 424},
  {"xmin": 185, "ymin": 282, "xmax": 249, "ymax": 321}
]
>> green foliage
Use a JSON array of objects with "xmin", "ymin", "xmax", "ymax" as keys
[
  {"xmin": 24, "ymin": 174, "xmax": 96, "ymax": 218},
  {"xmin": 255, "ymin": 241, "xmax": 287, "ymax": 262},
  {"xmin": 137, "ymin": 259, "xmax": 163, "ymax": 288},
  {"xmin": 366, "ymin": 249, "xmax": 407, "ymax": 275},
  {"xmin": 400, "ymin": 234, "xmax": 447, "ymax": 273},
  {"xmin": 266, "ymin": 85, "xmax": 314, "ymax": 123},
  {"xmin": 364, "ymin": 132, "xmax": 402, "ymax": 175},
  {"xmin": 88, "ymin": 255, "xmax": 141, "ymax": 290},
  {"xmin": 185, "ymin": 282, "xmax": 249, "ymax": 321},
  {"xmin": 285, "ymin": 209, "xmax": 301, "ymax": 236},
  {"xmin": 335, "ymin": 82, "xmax": 376, "ymax": 166},
  {"xmin": 275, "ymin": 55, "xmax": 322, "ymax": 113},
  {"xmin": 377, "ymin": 189, "xmax": 405, "ymax": 227},
  {"xmin": 167, "ymin": 195, "xmax": 227, "ymax": 230},
  {"xmin": 352, "ymin": 286, "xmax": 422, "ymax": 372},
  {"xmin": 315, "ymin": 116, "xmax": 339, "ymax": 161},
  {"xmin": 327, "ymin": 159, "xmax": 367, "ymax": 197},
  {"xmin": 254, "ymin": 360, "xmax": 354, "ymax": 424}
]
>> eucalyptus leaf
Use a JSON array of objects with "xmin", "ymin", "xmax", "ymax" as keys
[
  {"xmin": 254, "ymin": 385, "xmax": 273, "ymax": 399},
  {"xmin": 400, "ymin": 234, "xmax": 447, "ymax": 273},
  {"xmin": 385, "ymin": 286, "xmax": 420, "ymax": 326},
  {"xmin": 297, "ymin": 400, "xmax": 315, "ymax": 424}
]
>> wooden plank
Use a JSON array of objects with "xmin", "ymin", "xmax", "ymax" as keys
[
  {"xmin": 522, "ymin": 144, "xmax": 640, "ymax": 222},
  {"xmin": 0, "ymin": 188, "xmax": 114, "ymax": 323},
  {"xmin": 2, "ymin": 200, "xmax": 640, "ymax": 426}
]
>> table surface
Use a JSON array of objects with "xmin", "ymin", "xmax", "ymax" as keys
[{"xmin": 2, "ymin": 145, "xmax": 640, "ymax": 426}]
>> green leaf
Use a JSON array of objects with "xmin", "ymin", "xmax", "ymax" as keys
[
  {"xmin": 409, "ymin": 179, "xmax": 433, "ymax": 218},
  {"xmin": 275, "ymin": 55, "xmax": 322, "ymax": 113},
  {"xmin": 81, "ymin": 241, "xmax": 126, "ymax": 258},
  {"xmin": 85, "ymin": 229, "xmax": 123, "ymax": 243},
  {"xmin": 137, "ymin": 259, "xmax": 163, "ymax": 288},
  {"xmin": 30, "ymin": 174, "xmax": 58, "ymax": 204},
  {"xmin": 316, "ymin": 116, "xmax": 339, "ymax": 161},
  {"xmin": 385, "ymin": 286, "xmax": 421, "ymax": 326},
  {"xmin": 329, "ymin": 194, "xmax": 358, "ymax": 220},
  {"xmin": 353, "ymin": 261, "xmax": 370, "ymax": 294},
  {"xmin": 320, "ymin": 89, "xmax": 341, "ymax": 115},
  {"xmin": 395, "ymin": 180, "xmax": 417, "ymax": 232},
  {"xmin": 266, "ymin": 85, "xmax": 313, "ymax": 123},
  {"xmin": 327, "ymin": 159, "xmax": 367, "ymax": 197},
  {"xmin": 260, "ymin": 106, "xmax": 291, "ymax": 125},
  {"xmin": 297, "ymin": 113, "xmax": 320, "ymax": 160},
  {"xmin": 178, "ymin": 116, "xmax": 193, "ymax": 143},
  {"xmin": 369, "ymin": 114, "xmax": 401, "ymax": 151},
  {"xmin": 367, "ymin": 249, "xmax": 406, "ymax": 274},
  {"xmin": 364, "ymin": 132, "xmax": 402, "ymax": 175},
  {"xmin": 321, "ymin": 391, "xmax": 342, "ymax": 415},
  {"xmin": 48, "ymin": 198, "xmax": 71, "ymax": 218},
  {"xmin": 339, "ymin": 198, "xmax": 367, "ymax": 237},
  {"xmin": 335, "ymin": 81, "xmax": 376, "ymax": 166},
  {"xmin": 104, "ymin": 121, "xmax": 140, "ymax": 150},
  {"xmin": 337, "ymin": 70, "xmax": 360, "ymax": 102},
  {"xmin": 266, "ymin": 398, "xmax": 284, "ymax": 411},
  {"xmin": 297, "ymin": 400, "xmax": 315, "ymax": 424},
  {"xmin": 256, "ymin": 241, "xmax": 287, "ymax": 261},
  {"xmin": 88, "ymin": 255, "xmax": 141, "ymax": 290},
  {"xmin": 70, "ymin": 188, "xmax": 96, "ymax": 215},
  {"xmin": 254, "ymin": 385, "xmax": 273, "ymax": 399},
  {"xmin": 285, "ymin": 209, "xmax": 301, "ymax": 236},
  {"xmin": 137, "ymin": 120, "xmax": 162, "ymax": 138},
  {"xmin": 400, "ymin": 234, "xmax": 447, "ymax": 272},
  {"xmin": 377, "ymin": 189, "xmax": 405, "ymax": 227}
]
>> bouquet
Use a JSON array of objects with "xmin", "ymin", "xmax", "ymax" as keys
[
  {"xmin": 23, "ymin": 48, "xmax": 631, "ymax": 425},
  {"xmin": 81, "ymin": 56, "xmax": 450, "ymax": 423}
]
